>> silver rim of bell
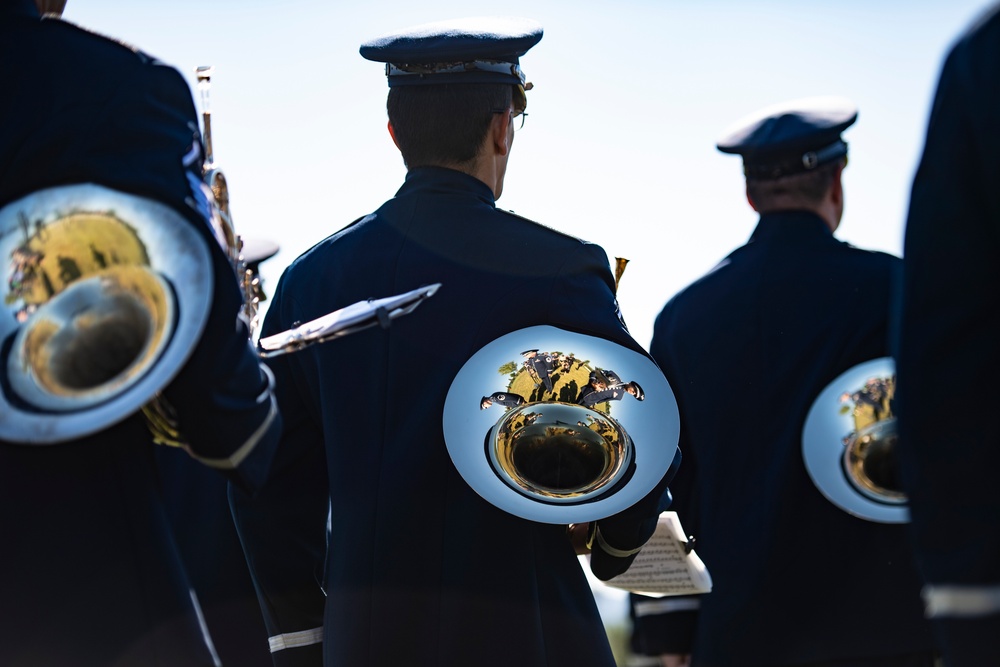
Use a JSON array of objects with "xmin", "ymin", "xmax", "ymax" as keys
[
  {"xmin": 802, "ymin": 357, "xmax": 909, "ymax": 524},
  {"xmin": 0, "ymin": 184, "xmax": 213, "ymax": 444},
  {"xmin": 443, "ymin": 325, "xmax": 680, "ymax": 524}
]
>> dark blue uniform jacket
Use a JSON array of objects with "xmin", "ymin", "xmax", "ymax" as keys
[
  {"xmin": 232, "ymin": 166, "xmax": 676, "ymax": 667},
  {"xmin": 0, "ymin": 3, "xmax": 281, "ymax": 665},
  {"xmin": 634, "ymin": 212, "xmax": 935, "ymax": 666},
  {"xmin": 896, "ymin": 5, "xmax": 1000, "ymax": 666}
]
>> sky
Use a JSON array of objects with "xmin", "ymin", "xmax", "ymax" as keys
[
  {"xmin": 56, "ymin": 0, "xmax": 996, "ymax": 635},
  {"xmin": 61, "ymin": 0, "xmax": 996, "ymax": 349}
]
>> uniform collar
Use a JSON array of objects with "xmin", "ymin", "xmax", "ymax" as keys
[
  {"xmin": 749, "ymin": 210, "xmax": 834, "ymax": 243},
  {"xmin": 397, "ymin": 166, "xmax": 497, "ymax": 207},
  {"xmin": 5, "ymin": 0, "xmax": 41, "ymax": 18}
]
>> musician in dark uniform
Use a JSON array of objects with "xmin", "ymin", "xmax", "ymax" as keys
[
  {"xmin": 231, "ymin": 17, "xmax": 676, "ymax": 667},
  {"xmin": 154, "ymin": 237, "xmax": 284, "ymax": 667},
  {"xmin": 630, "ymin": 98, "xmax": 937, "ymax": 666},
  {"xmin": 480, "ymin": 391, "xmax": 526, "ymax": 410},
  {"xmin": 578, "ymin": 368, "xmax": 644, "ymax": 407},
  {"xmin": 0, "ymin": 2, "xmax": 281, "ymax": 665},
  {"xmin": 522, "ymin": 348, "xmax": 556, "ymax": 392},
  {"xmin": 896, "ymin": 5, "xmax": 1000, "ymax": 666}
]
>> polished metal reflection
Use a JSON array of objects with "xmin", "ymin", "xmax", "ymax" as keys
[
  {"xmin": 489, "ymin": 402, "xmax": 632, "ymax": 503},
  {"xmin": 196, "ymin": 66, "xmax": 250, "ymax": 328},
  {"xmin": 443, "ymin": 325, "xmax": 681, "ymax": 524},
  {"xmin": 257, "ymin": 283, "xmax": 441, "ymax": 358},
  {"xmin": 7, "ymin": 214, "xmax": 174, "ymax": 412},
  {"xmin": 843, "ymin": 417, "xmax": 904, "ymax": 505},
  {"xmin": 0, "ymin": 184, "xmax": 213, "ymax": 444},
  {"xmin": 802, "ymin": 357, "xmax": 908, "ymax": 523}
]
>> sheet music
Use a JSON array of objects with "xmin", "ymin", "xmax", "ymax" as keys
[{"xmin": 601, "ymin": 511, "xmax": 712, "ymax": 598}]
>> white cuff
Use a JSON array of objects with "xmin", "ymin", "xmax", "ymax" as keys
[
  {"xmin": 924, "ymin": 584, "xmax": 1000, "ymax": 618},
  {"xmin": 268, "ymin": 626, "xmax": 324, "ymax": 653},
  {"xmin": 633, "ymin": 597, "xmax": 701, "ymax": 617},
  {"xmin": 595, "ymin": 527, "xmax": 644, "ymax": 559},
  {"xmin": 192, "ymin": 388, "xmax": 278, "ymax": 470}
]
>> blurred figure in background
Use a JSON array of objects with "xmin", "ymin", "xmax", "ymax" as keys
[
  {"xmin": 156, "ymin": 239, "xmax": 281, "ymax": 667},
  {"xmin": 896, "ymin": 4, "xmax": 1000, "ymax": 667},
  {"xmin": 631, "ymin": 98, "xmax": 937, "ymax": 667}
]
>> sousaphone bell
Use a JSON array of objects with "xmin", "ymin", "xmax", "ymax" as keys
[
  {"xmin": 443, "ymin": 325, "xmax": 680, "ymax": 524},
  {"xmin": 802, "ymin": 357, "xmax": 908, "ymax": 524}
]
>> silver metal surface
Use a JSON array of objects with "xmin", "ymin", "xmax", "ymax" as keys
[
  {"xmin": 802, "ymin": 357, "xmax": 908, "ymax": 524},
  {"xmin": 443, "ymin": 325, "xmax": 680, "ymax": 524},
  {"xmin": 0, "ymin": 184, "xmax": 213, "ymax": 444},
  {"xmin": 257, "ymin": 283, "xmax": 441, "ymax": 357}
]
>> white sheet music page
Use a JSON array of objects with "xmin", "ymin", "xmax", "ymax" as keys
[{"xmin": 600, "ymin": 511, "xmax": 712, "ymax": 598}]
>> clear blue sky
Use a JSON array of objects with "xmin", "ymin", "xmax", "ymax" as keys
[{"xmin": 64, "ymin": 0, "xmax": 994, "ymax": 347}]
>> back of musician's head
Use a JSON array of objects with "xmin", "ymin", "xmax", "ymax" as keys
[
  {"xmin": 387, "ymin": 83, "xmax": 514, "ymax": 169},
  {"xmin": 746, "ymin": 158, "xmax": 843, "ymax": 212}
]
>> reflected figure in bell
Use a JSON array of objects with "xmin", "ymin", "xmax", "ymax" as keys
[
  {"xmin": 578, "ymin": 368, "xmax": 645, "ymax": 407},
  {"xmin": 480, "ymin": 391, "xmax": 526, "ymax": 410},
  {"xmin": 521, "ymin": 348, "xmax": 556, "ymax": 392},
  {"xmin": 557, "ymin": 351, "xmax": 581, "ymax": 372},
  {"xmin": 7, "ymin": 245, "xmax": 45, "ymax": 321},
  {"xmin": 840, "ymin": 374, "xmax": 894, "ymax": 436}
]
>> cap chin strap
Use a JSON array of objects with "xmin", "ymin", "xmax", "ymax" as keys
[
  {"xmin": 744, "ymin": 139, "xmax": 848, "ymax": 179},
  {"xmin": 387, "ymin": 60, "xmax": 526, "ymax": 86},
  {"xmin": 801, "ymin": 139, "xmax": 848, "ymax": 170}
]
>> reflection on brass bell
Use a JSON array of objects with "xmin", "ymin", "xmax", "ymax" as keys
[
  {"xmin": 444, "ymin": 325, "xmax": 680, "ymax": 524},
  {"xmin": 802, "ymin": 357, "xmax": 909, "ymax": 524}
]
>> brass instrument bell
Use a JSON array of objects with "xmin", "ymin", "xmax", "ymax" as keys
[
  {"xmin": 0, "ymin": 184, "xmax": 213, "ymax": 444},
  {"xmin": 802, "ymin": 357, "xmax": 908, "ymax": 523},
  {"xmin": 443, "ymin": 325, "xmax": 680, "ymax": 524}
]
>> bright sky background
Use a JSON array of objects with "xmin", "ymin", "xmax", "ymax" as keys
[{"xmin": 65, "ymin": 0, "xmax": 993, "ymax": 349}]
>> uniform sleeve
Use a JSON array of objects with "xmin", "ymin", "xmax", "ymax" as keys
[
  {"xmin": 230, "ymin": 273, "xmax": 330, "ymax": 667},
  {"xmin": 158, "ymin": 249, "xmax": 281, "ymax": 495},
  {"xmin": 125, "ymin": 62, "xmax": 283, "ymax": 494},
  {"xmin": 108, "ymin": 58, "xmax": 328, "ymax": 665},
  {"xmin": 2, "ymin": 31, "xmax": 281, "ymax": 476},
  {"xmin": 590, "ymin": 450, "xmax": 679, "ymax": 580},
  {"xmin": 630, "ymin": 592, "xmax": 699, "ymax": 656},
  {"xmin": 896, "ymin": 10, "xmax": 1000, "ymax": 667}
]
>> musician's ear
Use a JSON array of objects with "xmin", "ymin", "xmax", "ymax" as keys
[
  {"xmin": 745, "ymin": 183, "xmax": 758, "ymax": 212},
  {"xmin": 490, "ymin": 111, "xmax": 511, "ymax": 157},
  {"xmin": 387, "ymin": 121, "xmax": 402, "ymax": 151}
]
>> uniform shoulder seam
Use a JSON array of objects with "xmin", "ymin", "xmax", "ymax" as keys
[{"xmin": 496, "ymin": 208, "xmax": 587, "ymax": 244}]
